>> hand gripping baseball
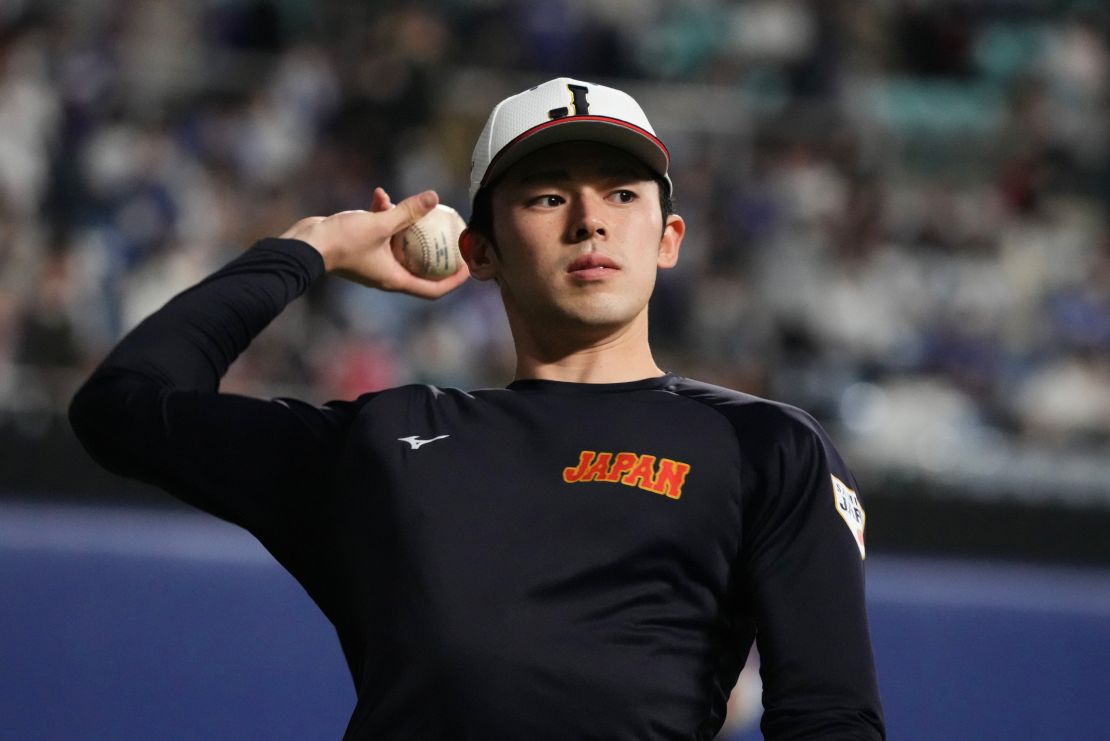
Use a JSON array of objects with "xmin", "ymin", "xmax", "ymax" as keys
[{"xmin": 280, "ymin": 188, "xmax": 469, "ymax": 299}]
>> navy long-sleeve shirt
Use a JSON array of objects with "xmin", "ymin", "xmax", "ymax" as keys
[{"xmin": 69, "ymin": 238, "xmax": 884, "ymax": 739}]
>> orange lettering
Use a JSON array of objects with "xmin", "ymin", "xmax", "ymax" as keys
[
  {"xmin": 604, "ymin": 452, "xmax": 639, "ymax": 482},
  {"xmin": 621, "ymin": 455, "xmax": 657, "ymax": 489},
  {"xmin": 580, "ymin": 452, "xmax": 613, "ymax": 482},
  {"xmin": 563, "ymin": 451, "xmax": 596, "ymax": 483},
  {"xmin": 649, "ymin": 458, "xmax": 690, "ymax": 499},
  {"xmin": 563, "ymin": 449, "xmax": 689, "ymax": 502}
]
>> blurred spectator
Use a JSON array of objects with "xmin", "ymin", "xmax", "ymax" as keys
[
  {"xmin": 1, "ymin": 0, "xmax": 1107, "ymax": 497},
  {"xmin": 1017, "ymin": 349, "xmax": 1110, "ymax": 444}
]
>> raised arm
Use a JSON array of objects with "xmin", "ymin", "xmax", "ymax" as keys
[{"xmin": 68, "ymin": 189, "xmax": 465, "ymax": 546}]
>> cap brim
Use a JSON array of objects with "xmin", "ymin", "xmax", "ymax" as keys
[{"xmin": 480, "ymin": 116, "xmax": 671, "ymax": 193}]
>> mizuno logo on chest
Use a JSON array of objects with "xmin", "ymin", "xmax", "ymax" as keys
[
  {"xmin": 562, "ymin": 450, "xmax": 691, "ymax": 500},
  {"xmin": 399, "ymin": 434, "xmax": 450, "ymax": 450}
]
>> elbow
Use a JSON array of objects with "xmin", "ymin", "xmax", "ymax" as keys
[
  {"xmin": 68, "ymin": 377, "xmax": 98, "ymax": 444},
  {"xmin": 68, "ymin": 375, "xmax": 121, "ymax": 469},
  {"xmin": 68, "ymin": 373, "xmax": 121, "ymax": 447},
  {"xmin": 67, "ymin": 372, "xmax": 155, "ymax": 476}
]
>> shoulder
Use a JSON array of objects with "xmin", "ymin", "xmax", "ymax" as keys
[
  {"xmin": 342, "ymin": 383, "xmax": 464, "ymax": 406},
  {"xmin": 661, "ymin": 375, "xmax": 829, "ymax": 452},
  {"xmin": 340, "ymin": 383, "xmax": 506, "ymax": 414}
]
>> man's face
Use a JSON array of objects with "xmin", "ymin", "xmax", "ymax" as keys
[{"xmin": 473, "ymin": 141, "xmax": 684, "ymax": 339}]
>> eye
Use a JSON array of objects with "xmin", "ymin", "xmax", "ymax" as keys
[
  {"xmin": 528, "ymin": 194, "xmax": 565, "ymax": 208},
  {"xmin": 611, "ymin": 190, "xmax": 637, "ymax": 204}
]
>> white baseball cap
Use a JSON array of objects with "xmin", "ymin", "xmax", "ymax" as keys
[{"xmin": 469, "ymin": 77, "xmax": 672, "ymax": 206}]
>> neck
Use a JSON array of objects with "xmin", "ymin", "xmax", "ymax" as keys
[{"xmin": 510, "ymin": 311, "xmax": 664, "ymax": 384}]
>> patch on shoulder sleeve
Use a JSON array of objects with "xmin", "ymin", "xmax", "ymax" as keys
[{"xmin": 831, "ymin": 474, "xmax": 866, "ymax": 559}]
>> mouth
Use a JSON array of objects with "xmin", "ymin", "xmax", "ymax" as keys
[{"xmin": 567, "ymin": 254, "xmax": 619, "ymax": 280}]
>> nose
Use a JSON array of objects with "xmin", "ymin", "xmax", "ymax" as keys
[{"xmin": 568, "ymin": 193, "xmax": 607, "ymax": 243}]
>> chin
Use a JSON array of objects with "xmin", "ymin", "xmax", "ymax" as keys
[{"xmin": 557, "ymin": 297, "xmax": 642, "ymax": 329}]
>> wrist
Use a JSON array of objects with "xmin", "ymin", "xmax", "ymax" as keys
[
  {"xmin": 280, "ymin": 217, "xmax": 338, "ymax": 271},
  {"xmin": 310, "ymin": 238, "xmax": 340, "ymax": 273}
]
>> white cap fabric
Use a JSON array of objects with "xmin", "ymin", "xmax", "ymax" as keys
[{"xmin": 469, "ymin": 77, "xmax": 671, "ymax": 206}]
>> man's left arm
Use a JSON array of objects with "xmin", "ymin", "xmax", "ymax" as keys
[{"xmin": 740, "ymin": 406, "xmax": 885, "ymax": 740}]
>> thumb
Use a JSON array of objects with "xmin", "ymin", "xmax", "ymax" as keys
[{"xmin": 380, "ymin": 190, "xmax": 439, "ymax": 235}]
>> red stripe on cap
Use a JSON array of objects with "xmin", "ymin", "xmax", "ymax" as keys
[{"xmin": 481, "ymin": 115, "xmax": 670, "ymax": 188}]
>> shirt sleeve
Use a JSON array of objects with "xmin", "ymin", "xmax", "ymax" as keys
[
  {"xmin": 739, "ymin": 405, "xmax": 885, "ymax": 740},
  {"xmin": 68, "ymin": 239, "xmax": 359, "ymax": 559}
]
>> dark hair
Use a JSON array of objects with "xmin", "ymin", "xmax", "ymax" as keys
[{"xmin": 467, "ymin": 175, "xmax": 675, "ymax": 248}]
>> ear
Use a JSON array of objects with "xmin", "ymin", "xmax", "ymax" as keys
[
  {"xmin": 460, "ymin": 228, "xmax": 498, "ymax": 282},
  {"xmin": 657, "ymin": 213, "xmax": 685, "ymax": 270}
]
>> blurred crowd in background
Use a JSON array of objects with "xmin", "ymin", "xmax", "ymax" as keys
[{"xmin": 1, "ymin": 0, "xmax": 1108, "ymax": 502}]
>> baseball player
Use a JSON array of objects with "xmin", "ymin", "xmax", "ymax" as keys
[{"xmin": 70, "ymin": 78, "xmax": 884, "ymax": 739}]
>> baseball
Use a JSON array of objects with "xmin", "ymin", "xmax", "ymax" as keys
[{"xmin": 395, "ymin": 204, "xmax": 466, "ymax": 280}]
